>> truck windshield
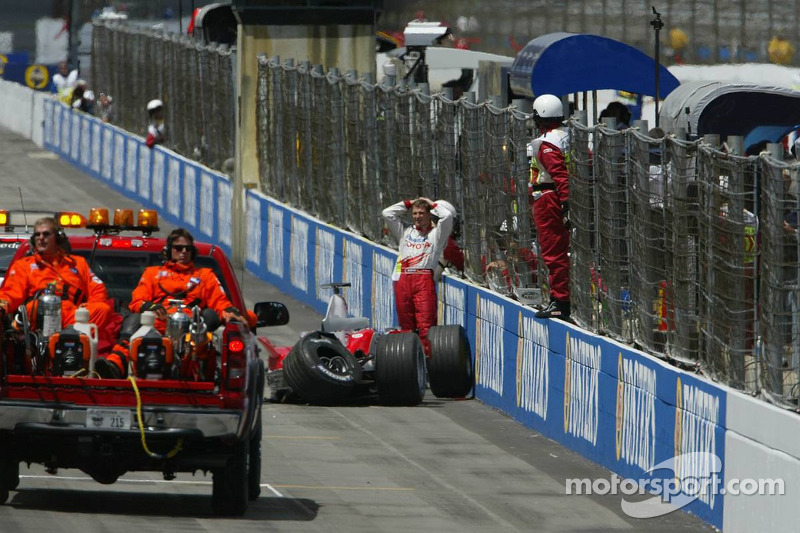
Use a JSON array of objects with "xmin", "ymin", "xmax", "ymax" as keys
[{"xmin": 71, "ymin": 250, "xmax": 228, "ymax": 312}]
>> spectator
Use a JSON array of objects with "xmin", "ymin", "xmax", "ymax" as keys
[
  {"xmin": 768, "ymin": 35, "xmax": 795, "ymax": 65},
  {"xmin": 529, "ymin": 94, "xmax": 571, "ymax": 319},
  {"xmin": 145, "ymin": 99, "xmax": 165, "ymax": 149},
  {"xmin": 382, "ymin": 197, "xmax": 453, "ymax": 355},
  {"xmin": 53, "ymin": 61, "xmax": 78, "ymax": 103},
  {"xmin": 96, "ymin": 93, "xmax": 114, "ymax": 123},
  {"xmin": 599, "ymin": 101, "xmax": 631, "ymax": 129},
  {"xmin": 70, "ymin": 80, "xmax": 94, "ymax": 114},
  {"xmin": 668, "ymin": 28, "xmax": 689, "ymax": 64}
]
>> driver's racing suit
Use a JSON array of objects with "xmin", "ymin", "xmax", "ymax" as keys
[{"xmin": 382, "ymin": 201, "xmax": 453, "ymax": 354}]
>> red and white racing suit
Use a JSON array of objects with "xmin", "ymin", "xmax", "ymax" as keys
[
  {"xmin": 382, "ymin": 201, "xmax": 453, "ymax": 354},
  {"xmin": 530, "ymin": 126, "xmax": 570, "ymax": 302}
]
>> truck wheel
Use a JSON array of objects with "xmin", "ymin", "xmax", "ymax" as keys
[
  {"xmin": 248, "ymin": 410, "xmax": 262, "ymax": 501},
  {"xmin": 212, "ymin": 440, "xmax": 249, "ymax": 516},
  {"xmin": 427, "ymin": 325, "xmax": 473, "ymax": 398},
  {"xmin": 4, "ymin": 460, "xmax": 18, "ymax": 491},
  {"xmin": 375, "ymin": 332, "xmax": 426, "ymax": 406},
  {"xmin": 0, "ymin": 455, "xmax": 16, "ymax": 503},
  {"xmin": 284, "ymin": 332, "xmax": 361, "ymax": 404}
]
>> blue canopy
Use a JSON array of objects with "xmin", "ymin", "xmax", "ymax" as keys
[{"xmin": 509, "ymin": 32, "xmax": 680, "ymax": 99}]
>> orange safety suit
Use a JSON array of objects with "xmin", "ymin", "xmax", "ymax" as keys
[
  {"xmin": 0, "ymin": 251, "xmax": 118, "ymax": 349},
  {"xmin": 129, "ymin": 260, "xmax": 239, "ymax": 332}
]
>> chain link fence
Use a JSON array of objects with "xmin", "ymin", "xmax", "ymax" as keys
[
  {"xmin": 257, "ymin": 56, "xmax": 800, "ymax": 409},
  {"xmin": 91, "ymin": 20, "xmax": 234, "ymax": 171}
]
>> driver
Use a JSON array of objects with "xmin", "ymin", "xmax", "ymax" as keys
[
  {"xmin": 0, "ymin": 217, "xmax": 118, "ymax": 349},
  {"xmin": 382, "ymin": 197, "xmax": 453, "ymax": 355},
  {"xmin": 96, "ymin": 228, "xmax": 246, "ymax": 378}
]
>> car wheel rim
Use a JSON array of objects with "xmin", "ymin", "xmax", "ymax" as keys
[{"xmin": 321, "ymin": 355, "xmax": 351, "ymax": 376}]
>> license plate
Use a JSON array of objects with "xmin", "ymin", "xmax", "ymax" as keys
[{"xmin": 86, "ymin": 408, "xmax": 131, "ymax": 430}]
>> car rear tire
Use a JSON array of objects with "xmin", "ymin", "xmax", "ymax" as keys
[
  {"xmin": 374, "ymin": 332, "xmax": 426, "ymax": 406},
  {"xmin": 427, "ymin": 325, "xmax": 473, "ymax": 398},
  {"xmin": 212, "ymin": 440, "xmax": 248, "ymax": 516},
  {"xmin": 284, "ymin": 331, "xmax": 361, "ymax": 404}
]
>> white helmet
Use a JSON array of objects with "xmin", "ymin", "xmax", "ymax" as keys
[
  {"xmin": 147, "ymin": 99, "xmax": 163, "ymax": 112},
  {"xmin": 532, "ymin": 94, "xmax": 564, "ymax": 121}
]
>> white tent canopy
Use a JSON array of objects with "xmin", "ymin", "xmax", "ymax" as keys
[{"xmin": 659, "ymin": 80, "xmax": 800, "ymax": 150}]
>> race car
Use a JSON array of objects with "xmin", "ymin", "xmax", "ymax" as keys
[{"xmin": 264, "ymin": 282, "xmax": 473, "ymax": 406}]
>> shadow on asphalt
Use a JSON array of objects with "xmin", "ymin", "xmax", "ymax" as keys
[{"xmin": 9, "ymin": 488, "xmax": 320, "ymax": 521}]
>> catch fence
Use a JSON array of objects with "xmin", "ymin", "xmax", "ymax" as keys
[
  {"xmin": 91, "ymin": 20, "xmax": 235, "ymax": 171},
  {"xmin": 257, "ymin": 55, "xmax": 800, "ymax": 409}
]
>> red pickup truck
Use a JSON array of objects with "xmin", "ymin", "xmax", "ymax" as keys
[{"xmin": 0, "ymin": 210, "xmax": 289, "ymax": 516}]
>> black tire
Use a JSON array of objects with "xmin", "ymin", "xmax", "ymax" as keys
[
  {"xmin": 0, "ymin": 453, "xmax": 15, "ymax": 503},
  {"xmin": 212, "ymin": 440, "xmax": 249, "ymax": 516},
  {"xmin": 375, "ymin": 332, "xmax": 426, "ymax": 406},
  {"xmin": 5, "ymin": 460, "xmax": 18, "ymax": 491},
  {"xmin": 248, "ymin": 409, "xmax": 262, "ymax": 501},
  {"xmin": 283, "ymin": 331, "xmax": 361, "ymax": 405},
  {"xmin": 427, "ymin": 325, "xmax": 474, "ymax": 398}
]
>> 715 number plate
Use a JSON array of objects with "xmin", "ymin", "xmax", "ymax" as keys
[{"xmin": 86, "ymin": 408, "xmax": 131, "ymax": 430}]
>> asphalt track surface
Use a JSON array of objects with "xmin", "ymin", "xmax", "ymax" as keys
[{"xmin": 0, "ymin": 127, "xmax": 711, "ymax": 532}]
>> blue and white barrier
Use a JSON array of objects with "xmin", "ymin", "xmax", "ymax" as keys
[
  {"xmin": 2, "ymin": 83, "xmax": 797, "ymax": 532},
  {"xmin": 40, "ymin": 99, "xmax": 233, "ymax": 257}
]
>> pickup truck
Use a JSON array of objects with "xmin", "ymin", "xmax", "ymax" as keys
[{"xmin": 0, "ymin": 209, "xmax": 289, "ymax": 516}]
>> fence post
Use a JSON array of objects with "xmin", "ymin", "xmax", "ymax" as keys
[
  {"xmin": 703, "ymin": 133, "xmax": 720, "ymax": 148},
  {"xmin": 726, "ymin": 135, "xmax": 744, "ymax": 156},
  {"xmin": 764, "ymin": 142, "xmax": 784, "ymax": 396}
]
